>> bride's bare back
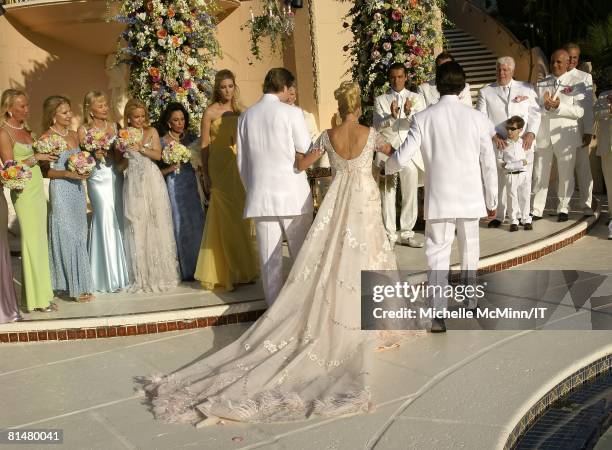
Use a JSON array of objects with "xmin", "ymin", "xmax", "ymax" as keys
[{"xmin": 327, "ymin": 122, "xmax": 371, "ymax": 160}]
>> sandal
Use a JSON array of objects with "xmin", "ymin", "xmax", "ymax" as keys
[
  {"xmin": 75, "ymin": 293, "xmax": 95, "ymax": 303},
  {"xmin": 33, "ymin": 302, "xmax": 58, "ymax": 313}
]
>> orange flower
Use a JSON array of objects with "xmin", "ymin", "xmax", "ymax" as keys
[
  {"xmin": 410, "ymin": 0, "xmax": 418, "ymax": 6},
  {"xmin": 148, "ymin": 67, "xmax": 160, "ymax": 78},
  {"xmin": 171, "ymin": 36, "xmax": 180, "ymax": 47},
  {"xmin": 156, "ymin": 29, "xmax": 168, "ymax": 39},
  {"xmin": 118, "ymin": 129, "xmax": 130, "ymax": 140},
  {"xmin": 167, "ymin": 7, "xmax": 175, "ymax": 18}
]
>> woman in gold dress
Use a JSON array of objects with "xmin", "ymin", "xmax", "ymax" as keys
[{"xmin": 194, "ymin": 70, "xmax": 258, "ymax": 290}]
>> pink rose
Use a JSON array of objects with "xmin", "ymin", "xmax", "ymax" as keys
[
  {"xmin": 391, "ymin": 32, "xmax": 402, "ymax": 41},
  {"xmin": 374, "ymin": 12, "xmax": 382, "ymax": 21},
  {"xmin": 382, "ymin": 42, "xmax": 392, "ymax": 51},
  {"xmin": 182, "ymin": 79, "xmax": 193, "ymax": 89},
  {"xmin": 561, "ymin": 86, "xmax": 573, "ymax": 94},
  {"xmin": 391, "ymin": 10, "xmax": 402, "ymax": 21},
  {"xmin": 371, "ymin": 50, "xmax": 381, "ymax": 59}
]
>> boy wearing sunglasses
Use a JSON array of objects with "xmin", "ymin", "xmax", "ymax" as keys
[{"xmin": 497, "ymin": 115, "xmax": 534, "ymax": 231}]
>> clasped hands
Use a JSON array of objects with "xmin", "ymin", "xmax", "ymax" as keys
[
  {"xmin": 543, "ymin": 91, "xmax": 560, "ymax": 111},
  {"xmin": 391, "ymin": 98, "xmax": 413, "ymax": 119}
]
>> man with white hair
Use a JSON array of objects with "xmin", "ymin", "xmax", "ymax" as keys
[
  {"xmin": 476, "ymin": 56, "xmax": 540, "ymax": 228},
  {"xmin": 564, "ymin": 42, "xmax": 595, "ymax": 216},
  {"xmin": 531, "ymin": 49, "xmax": 586, "ymax": 222}
]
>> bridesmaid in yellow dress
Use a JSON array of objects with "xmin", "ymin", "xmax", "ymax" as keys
[
  {"xmin": 195, "ymin": 70, "xmax": 258, "ymax": 290},
  {"xmin": 0, "ymin": 89, "xmax": 56, "ymax": 312}
]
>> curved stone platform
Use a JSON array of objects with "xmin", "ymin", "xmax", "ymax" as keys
[{"xmin": 0, "ymin": 199, "xmax": 602, "ymax": 343}]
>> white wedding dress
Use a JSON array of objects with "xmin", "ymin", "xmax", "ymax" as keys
[
  {"xmin": 142, "ymin": 128, "xmax": 421, "ymax": 424},
  {"xmin": 123, "ymin": 150, "xmax": 181, "ymax": 293}
]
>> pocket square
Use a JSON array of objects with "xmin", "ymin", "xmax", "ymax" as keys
[
  {"xmin": 561, "ymin": 86, "xmax": 573, "ymax": 94},
  {"xmin": 513, "ymin": 95, "xmax": 528, "ymax": 103}
]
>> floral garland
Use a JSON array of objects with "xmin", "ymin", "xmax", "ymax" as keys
[
  {"xmin": 108, "ymin": 0, "xmax": 220, "ymax": 132},
  {"xmin": 343, "ymin": 0, "xmax": 444, "ymax": 122},
  {"xmin": 241, "ymin": 0, "xmax": 295, "ymax": 61}
]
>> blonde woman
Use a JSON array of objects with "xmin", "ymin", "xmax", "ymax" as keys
[
  {"xmin": 120, "ymin": 99, "xmax": 179, "ymax": 293},
  {"xmin": 78, "ymin": 91, "xmax": 129, "ymax": 292},
  {"xmin": 43, "ymin": 96, "xmax": 94, "ymax": 303},
  {"xmin": 143, "ymin": 81, "xmax": 416, "ymax": 426},
  {"xmin": 0, "ymin": 90, "xmax": 56, "ymax": 313},
  {"xmin": 194, "ymin": 69, "xmax": 258, "ymax": 291}
]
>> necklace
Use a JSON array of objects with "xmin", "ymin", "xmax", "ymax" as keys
[
  {"xmin": 3, "ymin": 120, "xmax": 24, "ymax": 130},
  {"xmin": 168, "ymin": 130, "xmax": 183, "ymax": 142},
  {"xmin": 91, "ymin": 119, "xmax": 108, "ymax": 132},
  {"xmin": 50, "ymin": 126, "xmax": 69, "ymax": 137}
]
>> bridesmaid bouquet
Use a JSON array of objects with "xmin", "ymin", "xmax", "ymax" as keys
[
  {"xmin": 116, "ymin": 127, "xmax": 143, "ymax": 153},
  {"xmin": 161, "ymin": 141, "xmax": 191, "ymax": 174},
  {"xmin": 33, "ymin": 134, "xmax": 67, "ymax": 156},
  {"xmin": 83, "ymin": 129, "xmax": 116, "ymax": 164},
  {"xmin": 0, "ymin": 160, "xmax": 32, "ymax": 190},
  {"xmin": 67, "ymin": 151, "xmax": 96, "ymax": 177}
]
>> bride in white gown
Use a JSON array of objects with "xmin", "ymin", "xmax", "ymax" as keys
[{"xmin": 142, "ymin": 81, "xmax": 422, "ymax": 425}]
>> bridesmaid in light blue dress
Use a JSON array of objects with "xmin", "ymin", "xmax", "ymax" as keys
[
  {"xmin": 79, "ymin": 91, "xmax": 129, "ymax": 292},
  {"xmin": 44, "ymin": 96, "xmax": 94, "ymax": 302},
  {"xmin": 157, "ymin": 103, "xmax": 205, "ymax": 280}
]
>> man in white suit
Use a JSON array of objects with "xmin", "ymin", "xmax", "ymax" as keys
[
  {"xmin": 531, "ymin": 49, "xmax": 586, "ymax": 222},
  {"xmin": 417, "ymin": 52, "xmax": 474, "ymax": 107},
  {"xmin": 373, "ymin": 62, "xmax": 426, "ymax": 247},
  {"xmin": 382, "ymin": 61, "xmax": 498, "ymax": 332},
  {"xmin": 237, "ymin": 68, "xmax": 313, "ymax": 306},
  {"xmin": 565, "ymin": 42, "xmax": 595, "ymax": 215},
  {"xmin": 476, "ymin": 56, "xmax": 541, "ymax": 228}
]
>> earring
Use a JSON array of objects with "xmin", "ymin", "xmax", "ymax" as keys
[
  {"xmin": 7, "ymin": 111, "xmax": 13, "ymax": 118},
  {"xmin": 90, "ymin": 113, "xmax": 94, "ymax": 118},
  {"xmin": 53, "ymin": 118, "xmax": 56, "ymax": 125}
]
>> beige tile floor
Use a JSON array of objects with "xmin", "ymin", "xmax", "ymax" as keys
[{"xmin": 0, "ymin": 218, "xmax": 610, "ymax": 449}]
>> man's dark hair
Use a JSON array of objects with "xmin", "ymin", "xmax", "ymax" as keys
[
  {"xmin": 435, "ymin": 61, "xmax": 466, "ymax": 96},
  {"xmin": 263, "ymin": 68, "xmax": 295, "ymax": 94},
  {"xmin": 506, "ymin": 115, "xmax": 525, "ymax": 129},
  {"xmin": 435, "ymin": 51, "xmax": 455, "ymax": 65},
  {"xmin": 388, "ymin": 62, "xmax": 407, "ymax": 77}
]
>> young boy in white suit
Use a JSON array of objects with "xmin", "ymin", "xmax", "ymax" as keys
[{"xmin": 497, "ymin": 116, "xmax": 534, "ymax": 232}]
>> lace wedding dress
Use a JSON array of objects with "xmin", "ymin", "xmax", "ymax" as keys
[
  {"xmin": 123, "ymin": 150, "xmax": 180, "ymax": 293},
  {"xmin": 142, "ymin": 128, "xmax": 420, "ymax": 424}
]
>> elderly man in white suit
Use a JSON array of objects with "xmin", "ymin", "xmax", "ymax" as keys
[
  {"xmin": 531, "ymin": 49, "xmax": 586, "ymax": 222},
  {"xmin": 381, "ymin": 61, "xmax": 498, "ymax": 333},
  {"xmin": 565, "ymin": 42, "xmax": 596, "ymax": 215},
  {"xmin": 476, "ymin": 56, "xmax": 541, "ymax": 228},
  {"xmin": 418, "ymin": 52, "xmax": 473, "ymax": 108},
  {"xmin": 237, "ymin": 68, "xmax": 313, "ymax": 306},
  {"xmin": 594, "ymin": 90, "xmax": 612, "ymax": 238},
  {"xmin": 373, "ymin": 62, "xmax": 426, "ymax": 248}
]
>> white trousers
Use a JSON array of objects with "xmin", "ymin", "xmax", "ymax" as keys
[
  {"xmin": 505, "ymin": 170, "xmax": 532, "ymax": 224},
  {"xmin": 531, "ymin": 144, "xmax": 576, "ymax": 216},
  {"xmin": 601, "ymin": 152, "xmax": 612, "ymax": 235},
  {"xmin": 574, "ymin": 147, "xmax": 593, "ymax": 210},
  {"xmin": 496, "ymin": 167, "xmax": 507, "ymax": 221},
  {"xmin": 254, "ymin": 214, "xmax": 312, "ymax": 306},
  {"xmin": 425, "ymin": 218, "xmax": 480, "ymax": 311},
  {"xmin": 381, "ymin": 160, "xmax": 419, "ymax": 240}
]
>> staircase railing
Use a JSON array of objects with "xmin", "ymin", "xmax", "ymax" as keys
[{"xmin": 446, "ymin": 0, "xmax": 541, "ymax": 83}]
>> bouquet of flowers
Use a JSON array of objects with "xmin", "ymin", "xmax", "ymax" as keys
[
  {"xmin": 33, "ymin": 134, "xmax": 67, "ymax": 156},
  {"xmin": 0, "ymin": 160, "xmax": 32, "ymax": 190},
  {"xmin": 116, "ymin": 127, "xmax": 143, "ymax": 153},
  {"xmin": 161, "ymin": 140, "xmax": 191, "ymax": 174},
  {"xmin": 82, "ymin": 129, "xmax": 116, "ymax": 163},
  {"xmin": 67, "ymin": 151, "xmax": 96, "ymax": 177}
]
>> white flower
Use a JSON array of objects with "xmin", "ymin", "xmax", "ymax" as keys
[{"xmin": 137, "ymin": 12, "xmax": 146, "ymax": 21}]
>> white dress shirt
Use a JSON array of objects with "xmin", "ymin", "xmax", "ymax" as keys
[
  {"xmin": 386, "ymin": 95, "xmax": 498, "ymax": 219},
  {"xmin": 497, "ymin": 138, "xmax": 533, "ymax": 172},
  {"xmin": 237, "ymin": 94, "xmax": 313, "ymax": 218},
  {"xmin": 567, "ymin": 67, "xmax": 594, "ymax": 135}
]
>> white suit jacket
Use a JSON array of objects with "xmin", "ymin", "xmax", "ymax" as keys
[
  {"xmin": 568, "ymin": 67, "xmax": 594, "ymax": 135},
  {"xmin": 372, "ymin": 88, "xmax": 426, "ymax": 171},
  {"xmin": 417, "ymin": 79, "xmax": 473, "ymax": 108},
  {"xmin": 535, "ymin": 72, "xmax": 586, "ymax": 149},
  {"xmin": 476, "ymin": 79, "xmax": 541, "ymax": 143},
  {"xmin": 385, "ymin": 95, "xmax": 498, "ymax": 219},
  {"xmin": 237, "ymin": 94, "xmax": 313, "ymax": 218},
  {"xmin": 595, "ymin": 90, "xmax": 611, "ymax": 157}
]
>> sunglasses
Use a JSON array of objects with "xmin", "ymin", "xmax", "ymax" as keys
[{"xmin": 506, "ymin": 126, "xmax": 521, "ymax": 131}]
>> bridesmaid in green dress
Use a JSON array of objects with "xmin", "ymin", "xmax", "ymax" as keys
[{"xmin": 0, "ymin": 89, "xmax": 57, "ymax": 312}]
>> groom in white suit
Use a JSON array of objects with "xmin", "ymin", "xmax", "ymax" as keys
[
  {"xmin": 373, "ymin": 62, "xmax": 426, "ymax": 247},
  {"xmin": 237, "ymin": 68, "xmax": 313, "ymax": 306},
  {"xmin": 531, "ymin": 49, "xmax": 586, "ymax": 222},
  {"xmin": 382, "ymin": 61, "xmax": 498, "ymax": 332},
  {"xmin": 476, "ymin": 56, "xmax": 540, "ymax": 228}
]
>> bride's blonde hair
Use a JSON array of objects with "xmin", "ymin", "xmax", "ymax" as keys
[{"xmin": 334, "ymin": 81, "xmax": 361, "ymax": 120}]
